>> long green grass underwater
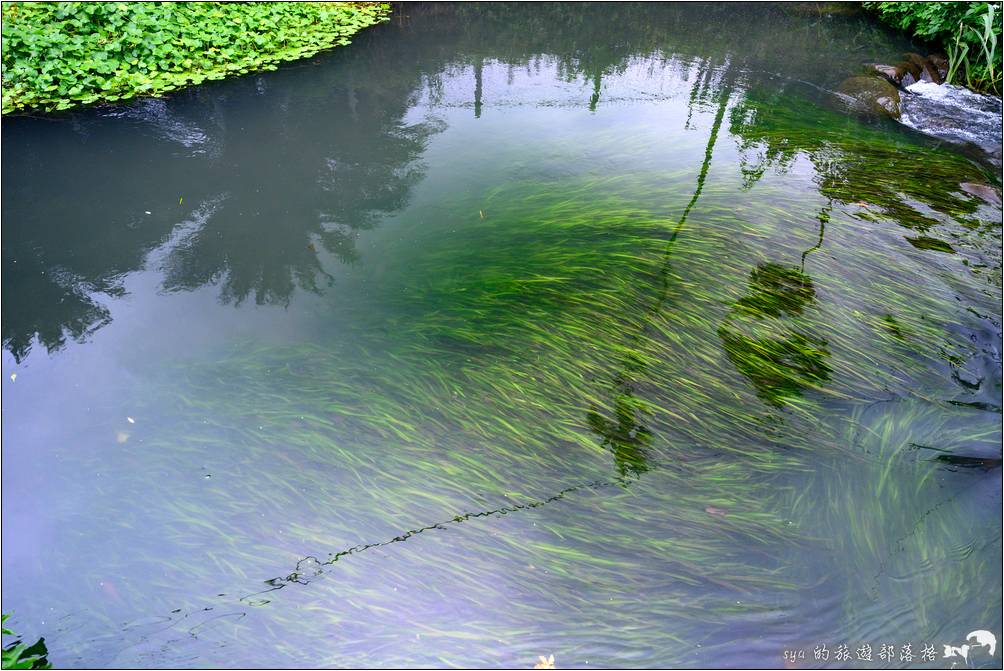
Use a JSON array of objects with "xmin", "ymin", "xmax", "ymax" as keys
[{"xmin": 28, "ymin": 83, "xmax": 1001, "ymax": 667}]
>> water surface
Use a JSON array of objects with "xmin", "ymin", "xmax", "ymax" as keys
[{"xmin": 2, "ymin": 3, "xmax": 1002, "ymax": 668}]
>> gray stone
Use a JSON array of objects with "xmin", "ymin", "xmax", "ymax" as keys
[
  {"xmin": 865, "ymin": 63, "xmax": 906, "ymax": 86},
  {"xmin": 836, "ymin": 75, "xmax": 901, "ymax": 118},
  {"xmin": 903, "ymin": 52, "xmax": 943, "ymax": 84},
  {"xmin": 928, "ymin": 53, "xmax": 949, "ymax": 80},
  {"xmin": 953, "ymin": 367, "xmax": 982, "ymax": 390},
  {"xmin": 961, "ymin": 182, "xmax": 1003, "ymax": 206},
  {"xmin": 903, "ymin": 53, "xmax": 934, "ymax": 82}
]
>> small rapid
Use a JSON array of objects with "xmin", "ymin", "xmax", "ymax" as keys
[{"xmin": 900, "ymin": 80, "xmax": 1003, "ymax": 165}]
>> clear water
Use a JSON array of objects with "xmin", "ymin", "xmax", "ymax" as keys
[{"xmin": 2, "ymin": 3, "xmax": 1001, "ymax": 668}]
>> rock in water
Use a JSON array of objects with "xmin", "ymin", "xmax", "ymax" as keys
[
  {"xmin": 836, "ymin": 75, "xmax": 901, "ymax": 118},
  {"xmin": 865, "ymin": 63, "xmax": 907, "ymax": 86},
  {"xmin": 927, "ymin": 53, "xmax": 949, "ymax": 81},
  {"xmin": 961, "ymin": 182, "xmax": 1003, "ymax": 206},
  {"xmin": 897, "ymin": 59, "xmax": 922, "ymax": 87},
  {"xmin": 904, "ymin": 52, "xmax": 942, "ymax": 84}
]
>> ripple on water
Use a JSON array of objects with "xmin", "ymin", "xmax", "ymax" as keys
[{"xmin": 899, "ymin": 81, "xmax": 1003, "ymax": 163}]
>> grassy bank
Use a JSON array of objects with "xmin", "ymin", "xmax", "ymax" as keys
[
  {"xmin": 0, "ymin": 2, "xmax": 390, "ymax": 115},
  {"xmin": 864, "ymin": 1, "xmax": 1002, "ymax": 94}
]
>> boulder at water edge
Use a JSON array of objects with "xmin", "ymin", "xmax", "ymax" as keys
[
  {"xmin": 904, "ymin": 52, "xmax": 943, "ymax": 84},
  {"xmin": 865, "ymin": 63, "xmax": 908, "ymax": 86},
  {"xmin": 836, "ymin": 75, "xmax": 901, "ymax": 118}
]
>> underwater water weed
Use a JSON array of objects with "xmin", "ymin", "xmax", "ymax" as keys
[
  {"xmin": 103, "ymin": 158, "xmax": 837, "ymax": 665},
  {"xmin": 4, "ymin": 9, "xmax": 1000, "ymax": 662},
  {"xmin": 47, "ymin": 102, "xmax": 999, "ymax": 664},
  {"xmin": 135, "ymin": 107, "xmax": 999, "ymax": 660},
  {"xmin": 789, "ymin": 400, "xmax": 1002, "ymax": 639}
]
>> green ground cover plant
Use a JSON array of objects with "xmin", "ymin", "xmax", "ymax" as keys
[
  {"xmin": 864, "ymin": 1, "xmax": 1002, "ymax": 93},
  {"xmin": 0, "ymin": 1, "xmax": 390, "ymax": 114},
  {"xmin": 1, "ymin": 615, "xmax": 50, "ymax": 670}
]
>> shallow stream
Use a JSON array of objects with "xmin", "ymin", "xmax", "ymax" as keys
[{"xmin": 2, "ymin": 3, "xmax": 1001, "ymax": 668}]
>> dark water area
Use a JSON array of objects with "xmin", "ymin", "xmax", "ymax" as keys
[{"xmin": 2, "ymin": 3, "xmax": 1001, "ymax": 668}]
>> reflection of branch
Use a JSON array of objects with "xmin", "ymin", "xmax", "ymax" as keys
[
  {"xmin": 474, "ymin": 57, "xmax": 483, "ymax": 118},
  {"xmin": 655, "ymin": 71, "xmax": 734, "ymax": 314},
  {"xmin": 587, "ymin": 73, "xmax": 734, "ymax": 483},
  {"xmin": 125, "ymin": 478, "xmax": 643, "ymax": 647},
  {"xmin": 800, "ymin": 203, "xmax": 829, "ymax": 271},
  {"xmin": 683, "ymin": 63, "xmax": 704, "ymax": 130},
  {"xmin": 241, "ymin": 479, "xmax": 624, "ymax": 605},
  {"xmin": 589, "ymin": 70, "xmax": 602, "ymax": 112}
]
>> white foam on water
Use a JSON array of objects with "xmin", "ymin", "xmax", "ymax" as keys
[{"xmin": 899, "ymin": 81, "xmax": 1003, "ymax": 157}]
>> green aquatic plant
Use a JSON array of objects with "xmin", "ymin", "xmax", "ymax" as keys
[
  {"xmin": 123, "ymin": 132, "xmax": 996, "ymax": 661},
  {"xmin": 787, "ymin": 400, "xmax": 1002, "ymax": 639},
  {"xmin": 3, "ymin": 9, "xmax": 1000, "ymax": 660},
  {"xmin": 1, "ymin": 615, "xmax": 50, "ymax": 670},
  {"xmin": 0, "ymin": 2, "xmax": 391, "ymax": 114},
  {"xmin": 113, "ymin": 167, "xmax": 818, "ymax": 665},
  {"xmin": 15, "ymin": 135, "xmax": 999, "ymax": 667},
  {"xmin": 729, "ymin": 85, "xmax": 997, "ymax": 224},
  {"xmin": 26, "ymin": 168, "xmax": 998, "ymax": 665}
]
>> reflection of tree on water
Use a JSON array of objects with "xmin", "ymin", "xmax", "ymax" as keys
[
  {"xmin": 2, "ymin": 3, "xmax": 935, "ymax": 362},
  {"xmin": 587, "ymin": 65, "xmax": 735, "ymax": 478},
  {"xmin": 2, "ymin": 37, "xmax": 440, "ymax": 359},
  {"xmin": 727, "ymin": 89, "xmax": 986, "ymax": 232},
  {"xmin": 587, "ymin": 355, "xmax": 654, "ymax": 479},
  {"xmin": 717, "ymin": 214, "xmax": 831, "ymax": 408},
  {"xmin": 1, "ymin": 112, "xmax": 167, "ymax": 362},
  {"xmin": 158, "ymin": 69, "xmax": 437, "ymax": 306},
  {"xmin": 1, "ymin": 262, "xmax": 114, "ymax": 364},
  {"xmin": 445, "ymin": 1, "xmax": 901, "ymax": 104}
]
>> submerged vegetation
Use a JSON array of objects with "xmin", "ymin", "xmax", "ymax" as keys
[
  {"xmin": 1, "ymin": 3, "xmax": 1000, "ymax": 666},
  {"xmin": 101, "ymin": 88, "xmax": 996, "ymax": 665},
  {"xmin": 865, "ymin": 2, "xmax": 1003, "ymax": 93},
  {"xmin": 0, "ymin": 2, "xmax": 390, "ymax": 114}
]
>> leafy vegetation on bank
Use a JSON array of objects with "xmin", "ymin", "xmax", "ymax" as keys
[
  {"xmin": 864, "ymin": 1, "xmax": 1002, "ymax": 93},
  {"xmin": 1, "ymin": 615, "xmax": 50, "ymax": 670},
  {"xmin": 0, "ymin": 2, "xmax": 390, "ymax": 114}
]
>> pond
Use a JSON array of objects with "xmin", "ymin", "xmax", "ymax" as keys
[{"xmin": 2, "ymin": 3, "xmax": 1001, "ymax": 668}]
